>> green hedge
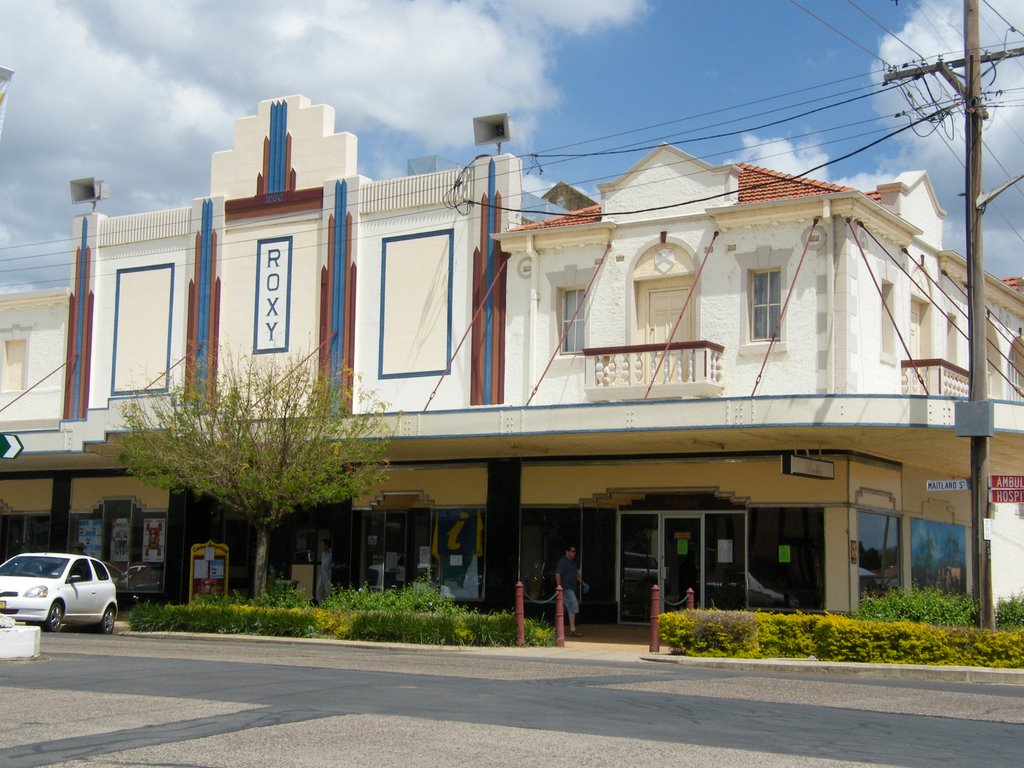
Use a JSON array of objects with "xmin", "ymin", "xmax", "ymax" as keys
[
  {"xmin": 659, "ymin": 610, "xmax": 1024, "ymax": 668},
  {"xmin": 126, "ymin": 601, "xmax": 555, "ymax": 647}
]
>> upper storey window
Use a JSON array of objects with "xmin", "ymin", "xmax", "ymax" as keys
[
  {"xmin": 561, "ymin": 288, "xmax": 586, "ymax": 354},
  {"xmin": 2, "ymin": 339, "xmax": 26, "ymax": 392},
  {"xmin": 751, "ymin": 270, "xmax": 781, "ymax": 341}
]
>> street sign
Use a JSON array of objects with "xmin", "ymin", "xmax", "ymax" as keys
[
  {"xmin": 990, "ymin": 488, "xmax": 1024, "ymax": 504},
  {"xmin": 0, "ymin": 433, "xmax": 23, "ymax": 459},
  {"xmin": 990, "ymin": 475, "xmax": 1024, "ymax": 490},
  {"xmin": 926, "ymin": 479, "xmax": 969, "ymax": 492}
]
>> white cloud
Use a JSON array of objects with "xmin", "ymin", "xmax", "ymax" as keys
[
  {"xmin": 0, "ymin": 0, "xmax": 647, "ymax": 289},
  {"xmin": 872, "ymin": 0, "xmax": 1024, "ymax": 277},
  {"xmin": 731, "ymin": 133, "xmax": 833, "ymax": 180}
]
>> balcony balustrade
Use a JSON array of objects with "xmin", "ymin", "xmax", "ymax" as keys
[
  {"xmin": 900, "ymin": 358, "xmax": 969, "ymax": 397},
  {"xmin": 584, "ymin": 341, "xmax": 725, "ymax": 402}
]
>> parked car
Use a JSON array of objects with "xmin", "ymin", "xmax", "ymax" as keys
[{"xmin": 0, "ymin": 552, "xmax": 118, "ymax": 633}]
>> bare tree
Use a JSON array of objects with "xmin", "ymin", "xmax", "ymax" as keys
[{"xmin": 117, "ymin": 354, "xmax": 389, "ymax": 597}]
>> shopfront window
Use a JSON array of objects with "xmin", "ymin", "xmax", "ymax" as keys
[
  {"xmin": 910, "ymin": 519, "xmax": 966, "ymax": 594},
  {"xmin": 4, "ymin": 513, "xmax": 49, "ymax": 556},
  {"xmin": 520, "ymin": 508, "xmax": 581, "ymax": 603},
  {"xmin": 359, "ymin": 507, "xmax": 485, "ymax": 600},
  {"xmin": 703, "ymin": 512, "xmax": 747, "ymax": 610},
  {"xmin": 71, "ymin": 499, "xmax": 168, "ymax": 593},
  {"xmin": 747, "ymin": 507, "xmax": 823, "ymax": 610},
  {"xmin": 858, "ymin": 511, "xmax": 901, "ymax": 596}
]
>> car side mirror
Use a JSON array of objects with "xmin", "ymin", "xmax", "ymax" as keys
[{"xmin": 68, "ymin": 573, "xmax": 84, "ymax": 584}]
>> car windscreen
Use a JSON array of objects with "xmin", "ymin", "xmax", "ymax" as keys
[{"xmin": 0, "ymin": 555, "xmax": 70, "ymax": 579}]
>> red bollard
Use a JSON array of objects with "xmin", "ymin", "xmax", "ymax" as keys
[
  {"xmin": 555, "ymin": 585, "xmax": 565, "ymax": 647},
  {"xmin": 686, "ymin": 587, "xmax": 695, "ymax": 610},
  {"xmin": 515, "ymin": 581, "xmax": 525, "ymax": 647},
  {"xmin": 649, "ymin": 583, "xmax": 661, "ymax": 653}
]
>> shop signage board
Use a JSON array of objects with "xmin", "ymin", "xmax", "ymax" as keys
[
  {"xmin": 0, "ymin": 433, "xmax": 22, "ymax": 459},
  {"xmin": 781, "ymin": 454, "xmax": 834, "ymax": 480},
  {"xmin": 988, "ymin": 476, "xmax": 1024, "ymax": 504}
]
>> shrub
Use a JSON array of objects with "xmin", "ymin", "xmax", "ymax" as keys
[
  {"xmin": 250, "ymin": 574, "xmax": 312, "ymax": 609},
  {"xmin": 125, "ymin": 592, "xmax": 556, "ymax": 647},
  {"xmin": 126, "ymin": 601, "xmax": 319, "ymax": 637},
  {"xmin": 659, "ymin": 610, "xmax": 758, "ymax": 657},
  {"xmin": 320, "ymin": 577, "xmax": 463, "ymax": 615},
  {"xmin": 854, "ymin": 587, "xmax": 977, "ymax": 627},
  {"xmin": 657, "ymin": 609, "xmax": 1024, "ymax": 668},
  {"xmin": 813, "ymin": 615, "xmax": 952, "ymax": 665},
  {"xmin": 754, "ymin": 612, "xmax": 821, "ymax": 658},
  {"xmin": 997, "ymin": 593, "xmax": 1024, "ymax": 631}
]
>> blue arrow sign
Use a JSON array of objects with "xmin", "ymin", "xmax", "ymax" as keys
[{"xmin": 0, "ymin": 433, "xmax": 23, "ymax": 459}]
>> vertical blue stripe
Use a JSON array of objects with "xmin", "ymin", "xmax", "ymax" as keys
[
  {"xmin": 196, "ymin": 199, "xmax": 213, "ymax": 388},
  {"xmin": 71, "ymin": 219, "xmax": 88, "ymax": 417},
  {"xmin": 268, "ymin": 101, "xmax": 287, "ymax": 193},
  {"xmin": 331, "ymin": 180, "xmax": 348, "ymax": 386},
  {"xmin": 483, "ymin": 159, "xmax": 497, "ymax": 403}
]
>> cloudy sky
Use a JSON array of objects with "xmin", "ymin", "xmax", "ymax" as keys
[{"xmin": 1, "ymin": 0, "xmax": 1023, "ymax": 292}]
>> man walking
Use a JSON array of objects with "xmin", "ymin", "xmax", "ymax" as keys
[{"xmin": 555, "ymin": 544, "xmax": 587, "ymax": 637}]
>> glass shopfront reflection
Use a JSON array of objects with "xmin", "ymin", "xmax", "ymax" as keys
[{"xmin": 619, "ymin": 511, "xmax": 748, "ymax": 622}]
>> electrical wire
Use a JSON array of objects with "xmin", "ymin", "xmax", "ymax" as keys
[
  {"xmin": 788, "ymin": 0, "xmax": 889, "ymax": 65},
  {"xmin": 846, "ymin": 0, "xmax": 925, "ymax": 61}
]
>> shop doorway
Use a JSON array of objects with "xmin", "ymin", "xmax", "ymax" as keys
[{"xmin": 618, "ymin": 511, "xmax": 746, "ymax": 623}]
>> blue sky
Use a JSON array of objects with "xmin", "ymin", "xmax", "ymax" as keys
[{"xmin": 1, "ymin": 0, "xmax": 1022, "ymax": 290}]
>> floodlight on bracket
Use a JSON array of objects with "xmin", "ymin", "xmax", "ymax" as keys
[{"xmin": 69, "ymin": 177, "xmax": 110, "ymax": 212}]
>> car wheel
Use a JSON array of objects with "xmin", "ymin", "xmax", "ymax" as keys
[
  {"xmin": 42, "ymin": 601, "xmax": 65, "ymax": 632},
  {"xmin": 95, "ymin": 605, "xmax": 117, "ymax": 634}
]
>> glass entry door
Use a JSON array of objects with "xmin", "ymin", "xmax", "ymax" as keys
[
  {"xmin": 618, "ymin": 513, "xmax": 704, "ymax": 622},
  {"xmin": 662, "ymin": 516, "xmax": 702, "ymax": 611}
]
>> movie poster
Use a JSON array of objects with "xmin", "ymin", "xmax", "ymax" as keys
[{"xmin": 143, "ymin": 518, "xmax": 166, "ymax": 563}]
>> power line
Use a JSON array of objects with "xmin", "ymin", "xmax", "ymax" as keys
[
  {"xmin": 846, "ymin": 0, "xmax": 925, "ymax": 60},
  {"xmin": 788, "ymin": 0, "xmax": 889, "ymax": 65}
]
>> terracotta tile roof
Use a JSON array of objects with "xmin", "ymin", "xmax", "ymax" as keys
[
  {"xmin": 737, "ymin": 163, "xmax": 855, "ymax": 203},
  {"xmin": 512, "ymin": 204, "xmax": 602, "ymax": 231},
  {"xmin": 509, "ymin": 165, "xmax": 874, "ymax": 233}
]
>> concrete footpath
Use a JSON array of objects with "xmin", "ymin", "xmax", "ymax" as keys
[{"xmin": 115, "ymin": 622, "xmax": 1024, "ymax": 686}]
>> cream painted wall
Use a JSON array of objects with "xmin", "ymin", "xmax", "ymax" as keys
[
  {"xmin": 521, "ymin": 457, "xmax": 852, "ymax": 506},
  {"xmin": 380, "ymin": 233, "xmax": 451, "ymax": 376},
  {"xmin": 0, "ymin": 479, "xmax": 53, "ymax": 512},
  {"xmin": 355, "ymin": 465, "xmax": 487, "ymax": 507},
  {"xmin": 824, "ymin": 506, "xmax": 853, "ymax": 612},
  {"xmin": 71, "ymin": 477, "xmax": 168, "ymax": 512},
  {"xmin": 210, "ymin": 95, "xmax": 357, "ymax": 200},
  {"xmin": 217, "ymin": 217, "xmax": 322, "ymax": 360},
  {"xmin": 112, "ymin": 266, "xmax": 173, "ymax": 392},
  {"xmin": 85, "ymin": 215, "xmax": 190, "ymax": 409}
]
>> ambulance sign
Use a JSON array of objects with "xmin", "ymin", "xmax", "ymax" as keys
[{"xmin": 989, "ymin": 475, "xmax": 1024, "ymax": 504}]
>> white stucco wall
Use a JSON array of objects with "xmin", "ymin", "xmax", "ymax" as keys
[
  {"xmin": 991, "ymin": 504, "xmax": 1024, "ymax": 601},
  {"xmin": 0, "ymin": 288, "xmax": 69, "ymax": 423}
]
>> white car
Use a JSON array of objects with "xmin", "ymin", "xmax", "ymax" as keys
[{"xmin": 0, "ymin": 552, "xmax": 118, "ymax": 633}]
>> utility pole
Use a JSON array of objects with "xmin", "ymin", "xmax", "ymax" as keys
[
  {"xmin": 884, "ymin": 1, "xmax": 1024, "ymax": 629},
  {"xmin": 963, "ymin": 0, "xmax": 992, "ymax": 631}
]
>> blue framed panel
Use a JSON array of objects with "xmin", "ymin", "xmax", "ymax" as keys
[
  {"xmin": 253, "ymin": 236, "xmax": 293, "ymax": 354},
  {"xmin": 378, "ymin": 230, "xmax": 454, "ymax": 379},
  {"xmin": 111, "ymin": 263, "xmax": 175, "ymax": 396}
]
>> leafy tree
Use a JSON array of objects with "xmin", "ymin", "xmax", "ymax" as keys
[{"xmin": 117, "ymin": 353, "xmax": 389, "ymax": 596}]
